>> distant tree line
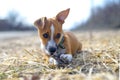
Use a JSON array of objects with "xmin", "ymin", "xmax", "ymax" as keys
[
  {"xmin": 75, "ymin": 0, "xmax": 120, "ymax": 30},
  {"xmin": 0, "ymin": 10, "xmax": 35, "ymax": 31}
]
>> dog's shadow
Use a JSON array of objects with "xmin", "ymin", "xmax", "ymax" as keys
[
  {"xmin": 63, "ymin": 50, "xmax": 102, "ymax": 74},
  {"xmin": 57, "ymin": 50, "xmax": 92, "ymax": 68},
  {"xmin": 70, "ymin": 50, "xmax": 92, "ymax": 66}
]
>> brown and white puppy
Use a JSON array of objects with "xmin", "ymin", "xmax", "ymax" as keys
[{"xmin": 34, "ymin": 8, "xmax": 82, "ymax": 65}]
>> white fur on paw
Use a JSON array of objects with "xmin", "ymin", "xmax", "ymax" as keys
[
  {"xmin": 49, "ymin": 57, "xmax": 58, "ymax": 65},
  {"xmin": 60, "ymin": 54, "xmax": 72, "ymax": 62}
]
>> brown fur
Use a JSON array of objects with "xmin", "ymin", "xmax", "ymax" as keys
[{"xmin": 34, "ymin": 8, "xmax": 82, "ymax": 64}]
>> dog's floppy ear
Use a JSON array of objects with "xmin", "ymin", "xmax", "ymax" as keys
[
  {"xmin": 34, "ymin": 17, "xmax": 47, "ymax": 29},
  {"xmin": 56, "ymin": 8, "xmax": 70, "ymax": 24}
]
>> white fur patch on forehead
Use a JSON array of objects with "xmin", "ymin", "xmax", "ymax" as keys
[
  {"xmin": 50, "ymin": 24, "xmax": 54, "ymax": 40},
  {"xmin": 46, "ymin": 24, "xmax": 56, "ymax": 50}
]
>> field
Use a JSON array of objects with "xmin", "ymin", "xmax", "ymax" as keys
[{"xmin": 0, "ymin": 30, "xmax": 119, "ymax": 80}]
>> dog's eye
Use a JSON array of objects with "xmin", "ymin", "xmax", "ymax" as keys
[
  {"xmin": 43, "ymin": 33, "xmax": 49, "ymax": 38},
  {"xmin": 56, "ymin": 33, "xmax": 61, "ymax": 39}
]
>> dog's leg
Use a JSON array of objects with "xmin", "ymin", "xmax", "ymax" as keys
[
  {"xmin": 44, "ymin": 55, "xmax": 58, "ymax": 65},
  {"xmin": 60, "ymin": 53, "xmax": 72, "ymax": 64},
  {"xmin": 60, "ymin": 39, "xmax": 73, "ymax": 63},
  {"xmin": 63, "ymin": 37, "xmax": 72, "ymax": 54},
  {"xmin": 49, "ymin": 57, "xmax": 58, "ymax": 65}
]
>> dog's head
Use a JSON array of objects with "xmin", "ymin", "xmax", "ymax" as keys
[{"xmin": 34, "ymin": 8, "xmax": 70, "ymax": 55}]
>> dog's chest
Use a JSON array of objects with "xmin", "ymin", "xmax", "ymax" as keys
[
  {"xmin": 53, "ymin": 47, "xmax": 66, "ymax": 57},
  {"xmin": 57, "ymin": 47, "xmax": 66, "ymax": 54}
]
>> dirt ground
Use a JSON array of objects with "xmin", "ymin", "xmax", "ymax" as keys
[{"xmin": 0, "ymin": 30, "xmax": 119, "ymax": 80}]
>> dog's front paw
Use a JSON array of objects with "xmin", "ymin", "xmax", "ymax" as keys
[
  {"xmin": 60, "ymin": 54, "xmax": 72, "ymax": 64},
  {"xmin": 49, "ymin": 57, "xmax": 58, "ymax": 66}
]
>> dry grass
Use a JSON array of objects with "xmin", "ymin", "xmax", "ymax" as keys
[{"xmin": 0, "ymin": 30, "xmax": 119, "ymax": 80}]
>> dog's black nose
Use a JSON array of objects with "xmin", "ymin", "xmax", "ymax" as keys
[{"xmin": 49, "ymin": 47, "xmax": 56, "ymax": 55}]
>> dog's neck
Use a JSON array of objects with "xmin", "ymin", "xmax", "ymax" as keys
[{"xmin": 58, "ymin": 36, "xmax": 65, "ymax": 49}]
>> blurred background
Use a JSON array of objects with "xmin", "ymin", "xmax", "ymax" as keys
[{"xmin": 0, "ymin": 0, "xmax": 120, "ymax": 39}]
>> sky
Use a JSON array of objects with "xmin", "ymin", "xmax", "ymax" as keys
[{"xmin": 0, "ymin": 0, "xmax": 104, "ymax": 30}]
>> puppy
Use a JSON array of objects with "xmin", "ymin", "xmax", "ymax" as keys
[{"xmin": 34, "ymin": 8, "xmax": 82, "ymax": 65}]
